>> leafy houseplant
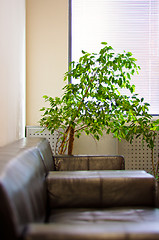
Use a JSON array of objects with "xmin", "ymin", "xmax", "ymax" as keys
[{"xmin": 39, "ymin": 42, "xmax": 159, "ymax": 175}]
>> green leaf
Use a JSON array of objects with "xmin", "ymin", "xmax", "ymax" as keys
[
  {"xmin": 82, "ymin": 50, "xmax": 86, "ymax": 54},
  {"xmin": 43, "ymin": 95, "xmax": 48, "ymax": 99},
  {"xmin": 127, "ymin": 72, "xmax": 131, "ymax": 80},
  {"xmin": 101, "ymin": 42, "xmax": 107, "ymax": 45}
]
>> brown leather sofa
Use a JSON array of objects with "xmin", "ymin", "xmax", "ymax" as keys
[
  {"xmin": 0, "ymin": 137, "xmax": 159, "ymax": 240},
  {"xmin": 53, "ymin": 154, "xmax": 125, "ymax": 171}
]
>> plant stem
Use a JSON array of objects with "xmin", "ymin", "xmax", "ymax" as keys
[
  {"xmin": 68, "ymin": 126, "xmax": 75, "ymax": 155},
  {"xmin": 58, "ymin": 126, "xmax": 70, "ymax": 154}
]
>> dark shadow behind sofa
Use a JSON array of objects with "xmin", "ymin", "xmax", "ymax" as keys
[{"xmin": 0, "ymin": 137, "xmax": 159, "ymax": 240}]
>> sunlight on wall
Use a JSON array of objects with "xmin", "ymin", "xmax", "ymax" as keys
[{"xmin": 0, "ymin": 0, "xmax": 26, "ymax": 146}]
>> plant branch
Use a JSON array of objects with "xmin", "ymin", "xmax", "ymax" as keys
[
  {"xmin": 75, "ymin": 124, "xmax": 90, "ymax": 132},
  {"xmin": 58, "ymin": 126, "xmax": 70, "ymax": 154}
]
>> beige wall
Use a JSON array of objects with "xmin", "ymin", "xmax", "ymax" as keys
[
  {"xmin": 0, "ymin": 0, "xmax": 26, "ymax": 146},
  {"xmin": 26, "ymin": 0, "xmax": 68, "ymax": 125},
  {"xmin": 73, "ymin": 132, "xmax": 118, "ymax": 155}
]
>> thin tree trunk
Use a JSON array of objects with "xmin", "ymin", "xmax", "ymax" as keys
[
  {"xmin": 68, "ymin": 126, "xmax": 75, "ymax": 155},
  {"xmin": 58, "ymin": 126, "xmax": 70, "ymax": 154}
]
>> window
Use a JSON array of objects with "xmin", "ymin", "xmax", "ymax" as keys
[{"xmin": 70, "ymin": 0, "xmax": 159, "ymax": 115}]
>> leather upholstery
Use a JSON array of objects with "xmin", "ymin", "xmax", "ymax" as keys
[
  {"xmin": 25, "ymin": 221, "xmax": 159, "ymax": 240},
  {"xmin": 0, "ymin": 138, "xmax": 52, "ymax": 240},
  {"xmin": 54, "ymin": 155, "xmax": 125, "ymax": 171},
  {"xmin": 46, "ymin": 170, "xmax": 156, "ymax": 208},
  {"xmin": 36, "ymin": 137, "xmax": 55, "ymax": 172},
  {"xmin": 1, "ymin": 137, "xmax": 159, "ymax": 240},
  {"xmin": 48, "ymin": 207, "xmax": 159, "ymax": 224},
  {"xmin": 0, "ymin": 137, "xmax": 55, "ymax": 173}
]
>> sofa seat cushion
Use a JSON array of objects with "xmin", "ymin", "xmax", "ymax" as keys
[
  {"xmin": 48, "ymin": 207, "xmax": 159, "ymax": 224},
  {"xmin": 25, "ymin": 208, "xmax": 159, "ymax": 239},
  {"xmin": 25, "ymin": 210, "xmax": 159, "ymax": 240},
  {"xmin": 47, "ymin": 170, "xmax": 156, "ymax": 208}
]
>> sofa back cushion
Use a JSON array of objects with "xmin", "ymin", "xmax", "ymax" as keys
[
  {"xmin": 1, "ymin": 137, "xmax": 55, "ymax": 173},
  {"xmin": 0, "ymin": 139, "xmax": 49, "ymax": 240},
  {"xmin": 36, "ymin": 138, "xmax": 55, "ymax": 172},
  {"xmin": 47, "ymin": 170, "xmax": 157, "ymax": 209},
  {"xmin": 53, "ymin": 155, "xmax": 125, "ymax": 171}
]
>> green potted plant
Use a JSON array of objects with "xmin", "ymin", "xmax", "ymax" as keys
[{"xmin": 39, "ymin": 42, "xmax": 159, "ymax": 174}]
